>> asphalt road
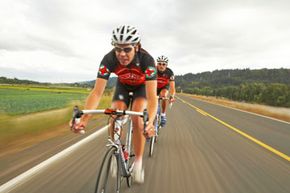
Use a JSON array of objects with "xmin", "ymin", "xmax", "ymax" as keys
[{"xmin": 1, "ymin": 95, "xmax": 290, "ymax": 193}]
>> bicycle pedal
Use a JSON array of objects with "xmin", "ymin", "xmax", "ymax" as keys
[{"xmin": 130, "ymin": 154, "xmax": 135, "ymax": 158}]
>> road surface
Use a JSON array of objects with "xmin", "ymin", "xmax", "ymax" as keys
[{"xmin": 1, "ymin": 94, "xmax": 289, "ymax": 193}]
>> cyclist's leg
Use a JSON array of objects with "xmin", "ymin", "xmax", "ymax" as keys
[
  {"xmin": 110, "ymin": 81, "xmax": 129, "ymax": 138},
  {"xmin": 108, "ymin": 83, "xmax": 129, "ymax": 180},
  {"xmin": 156, "ymin": 88, "xmax": 162, "ymax": 116},
  {"xmin": 159, "ymin": 88, "xmax": 169, "ymax": 113},
  {"xmin": 159, "ymin": 88, "xmax": 169, "ymax": 127},
  {"xmin": 131, "ymin": 97, "xmax": 146, "ymax": 161},
  {"xmin": 130, "ymin": 85, "xmax": 146, "ymax": 183}
]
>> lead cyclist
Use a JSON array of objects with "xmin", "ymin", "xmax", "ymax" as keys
[{"xmin": 71, "ymin": 25, "xmax": 157, "ymax": 183}]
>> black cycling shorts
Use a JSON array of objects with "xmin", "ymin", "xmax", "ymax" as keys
[
  {"xmin": 157, "ymin": 85, "xmax": 169, "ymax": 95},
  {"xmin": 113, "ymin": 80, "xmax": 146, "ymax": 107}
]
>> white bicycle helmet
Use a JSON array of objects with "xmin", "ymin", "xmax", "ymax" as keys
[
  {"xmin": 112, "ymin": 25, "xmax": 141, "ymax": 45},
  {"xmin": 157, "ymin": 55, "xmax": 169, "ymax": 64}
]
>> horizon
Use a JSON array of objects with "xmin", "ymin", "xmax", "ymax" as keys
[{"xmin": 1, "ymin": 67, "xmax": 289, "ymax": 84}]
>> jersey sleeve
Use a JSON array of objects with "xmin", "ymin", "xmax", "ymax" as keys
[
  {"xmin": 168, "ymin": 68, "xmax": 175, "ymax": 81},
  {"xmin": 97, "ymin": 55, "xmax": 112, "ymax": 80},
  {"xmin": 143, "ymin": 55, "xmax": 157, "ymax": 81}
]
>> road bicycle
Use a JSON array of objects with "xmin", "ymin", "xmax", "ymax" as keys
[
  {"xmin": 148, "ymin": 97, "xmax": 173, "ymax": 157},
  {"xmin": 71, "ymin": 94, "xmax": 148, "ymax": 193}
]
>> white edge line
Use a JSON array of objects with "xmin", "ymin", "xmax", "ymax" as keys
[
  {"xmin": 0, "ymin": 125, "xmax": 108, "ymax": 193},
  {"xmin": 179, "ymin": 95, "xmax": 290, "ymax": 125}
]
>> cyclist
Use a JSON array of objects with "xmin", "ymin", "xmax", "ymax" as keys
[
  {"xmin": 156, "ymin": 55, "xmax": 176, "ymax": 127},
  {"xmin": 71, "ymin": 25, "xmax": 157, "ymax": 183}
]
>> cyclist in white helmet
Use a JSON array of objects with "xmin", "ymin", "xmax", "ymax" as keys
[
  {"xmin": 156, "ymin": 55, "xmax": 176, "ymax": 127},
  {"xmin": 72, "ymin": 25, "xmax": 157, "ymax": 183}
]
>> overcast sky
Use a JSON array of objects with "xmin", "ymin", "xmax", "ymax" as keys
[{"xmin": 1, "ymin": 0, "xmax": 290, "ymax": 83}]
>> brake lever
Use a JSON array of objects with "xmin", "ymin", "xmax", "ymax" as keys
[{"xmin": 71, "ymin": 106, "xmax": 85, "ymax": 134}]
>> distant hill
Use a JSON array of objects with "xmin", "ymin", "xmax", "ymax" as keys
[
  {"xmin": 175, "ymin": 68, "xmax": 290, "ymax": 107},
  {"xmin": 175, "ymin": 68, "xmax": 290, "ymax": 88},
  {"xmin": 75, "ymin": 77, "xmax": 117, "ymax": 88},
  {"xmin": 0, "ymin": 76, "xmax": 117, "ymax": 89},
  {"xmin": 2, "ymin": 68, "xmax": 290, "ymax": 107},
  {"xmin": 0, "ymin": 77, "xmax": 44, "ymax": 85}
]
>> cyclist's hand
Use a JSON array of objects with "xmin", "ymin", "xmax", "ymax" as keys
[
  {"xmin": 69, "ymin": 119, "xmax": 87, "ymax": 134},
  {"xmin": 169, "ymin": 96, "xmax": 175, "ymax": 103},
  {"xmin": 144, "ymin": 122, "xmax": 155, "ymax": 138}
]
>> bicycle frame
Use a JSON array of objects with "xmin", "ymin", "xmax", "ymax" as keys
[
  {"xmin": 110, "ymin": 116, "xmax": 133, "ymax": 177},
  {"xmin": 72, "ymin": 93, "xmax": 149, "ymax": 192}
]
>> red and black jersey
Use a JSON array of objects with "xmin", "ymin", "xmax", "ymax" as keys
[
  {"xmin": 157, "ymin": 67, "xmax": 175, "ymax": 89},
  {"xmin": 97, "ymin": 48, "xmax": 157, "ymax": 90}
]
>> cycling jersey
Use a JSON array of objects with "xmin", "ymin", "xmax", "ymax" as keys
[
  {"xmin": 97, "ymin": 48, "xmax": 157, "ymax": 91},
  {"xmin": 157, "ymin": 67, "xmax": 174, "ymax": 89},
  {"xmin": 97, "ymin": 48, "xmax": 156, "ymax": 105}
]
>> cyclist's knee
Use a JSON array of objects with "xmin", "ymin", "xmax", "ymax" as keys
[
  {"xmin": 111, "ymin": 100, "xmax": 127, "ymax": 109},
  {"xmin": 159, "ymin": 93, "xmax": 166, "ymax": 98},
  {"xmin": 160, "ymin": 89, "xmax": 168, "ymax": 97},
  {"xmin": 132, "ymin": 117, "xmax": 143, "ymax": 133},
  {"xmin": 132, "ymin": 97, "xmax": 146, "ymax": 111}
]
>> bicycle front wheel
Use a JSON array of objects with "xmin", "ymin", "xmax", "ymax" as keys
[
  {"xmin": 95, "ymin": 147, "xmax": 121, "ymax": 193},
  {"xmin": 149, "ymin": 117, "xmax": 159, "ymax": 157},
  {"xmin": 149, "ymin": 135, "xmax": 155, "ymax": 157}
]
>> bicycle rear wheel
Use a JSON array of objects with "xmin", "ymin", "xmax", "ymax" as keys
[{"xmin": 95, "ymin": 147, "xmax": 121, "ymax": 193}]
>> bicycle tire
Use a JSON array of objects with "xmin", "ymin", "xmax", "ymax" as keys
[
  {"xmin": 126, "ymin": 175, "xmax": 132, "ymax": 188},
  {"xmin": 155, "ymin": 115, "xmax": 160, "ymax": 142},
  {"xmin": 125, "ymin": 118, "xmax": 134, "ymax": 187},
  {"xmin": 125, "ymin": 154, "xmax": 134, "ymax": 187},
  {"xmin": 149, "ymin": 135, "xmax": 155, "ymax": 157},
  {"xmin": 94, "ymin": 146, "xmax": 121, "ymax": 193}
]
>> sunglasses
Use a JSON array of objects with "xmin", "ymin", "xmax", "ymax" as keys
[
  {"xmin": 114, "ymin": 46, "xmax": 133, "ymax": 53},
  {"xmin": 158, "ymin": 63, "xmax": 167, "ymax": 66}
]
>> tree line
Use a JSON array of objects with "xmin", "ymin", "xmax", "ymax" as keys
[
  {"xmin": 0, "ymin": 76, "xmax": 117, "ymax": 89},
  {"xmin": 0, "ymin": 77, "xmax": 42, "ymax": 85},
  {"xmin": 175, "ymin": 68, "xmax": 290, "ymax": 107},
  {"xmin": 2, "ymin": 68, "xmax": 290, "ymax": 107}
]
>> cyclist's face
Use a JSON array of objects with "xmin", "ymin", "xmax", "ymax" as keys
[
  {"xmin": 114, "ymin": 44, "xmax": 136, "ymax": 66},
  {"xmin": 157, "ymin": 62, "xmax": 167, "ymax": 72}
]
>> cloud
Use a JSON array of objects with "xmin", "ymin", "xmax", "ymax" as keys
[{"xmin": 1, "ymin": 0, "xmax": 290, "ymax": 82}]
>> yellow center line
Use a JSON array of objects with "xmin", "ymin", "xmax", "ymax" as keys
[
  {"xmin": 196, "ymin": 109, "xmax": 208, "ymax": 116},
  {"xmin": 176, "ymin": 96, "xmax": 290, "ymax": 162}
]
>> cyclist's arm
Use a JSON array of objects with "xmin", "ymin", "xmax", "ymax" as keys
[
  {"xmin": 169, "ymin": 80, "xmax": 176, "ymax": 98},
  {"xmin": 145, "ymin": 80, "xmax": 158, "ymax": 124},
  {"xmin": 81, "ymin": 78, "xmax": 107, "ymax": 123}
]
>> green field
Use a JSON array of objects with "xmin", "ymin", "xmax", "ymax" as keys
[
  {"xmin": 0, "ymin": 85, "xmax": 90, "ymax": 115},
  {"xmin": 0, "ymin": 85, "xmax": 112, "ymax": 148}
]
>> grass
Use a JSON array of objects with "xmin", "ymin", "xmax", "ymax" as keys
[
  {"xmin": 0, "ymin": 84, "xmax": 90, "ymax": 94},
  {"xmin": 0, "ymin": 86, "xmax": 89, "ymax": 115},
  {"xmin": 0, "ymin": 85, "xmax": 113, "ymax": 154}
]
